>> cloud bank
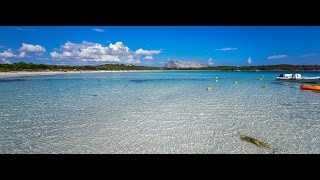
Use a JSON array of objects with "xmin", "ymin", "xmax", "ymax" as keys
[
  {"xmin": 267, "ymin": 54, "xmax": 288, "ymax": 60},
  {"xmin": 92, "ymin": 28, "xmax": 104, "ymax": 32},
  {"xmin": 217, "ymin": 47, "xmax": 238, "ymax": 51},
  {"xmin": 50, "ymin": 41, "xmax": 161, "ymax": 64},
  {"xmin": 0, "ymin": 43, "xmax": 46, "ymax": 62}
]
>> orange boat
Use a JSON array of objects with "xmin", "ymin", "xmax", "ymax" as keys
[{"xmin": 300, "ymin": 85, "xmax": 320, "ymax": 91}]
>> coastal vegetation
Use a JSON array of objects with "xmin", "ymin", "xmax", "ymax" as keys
[
  {"xmin": 0, "ymin": 62, "xmax": 160, "ymax": 72},
  {"xmin": 1, "ymin": 62, "xmax": 320, "ymax": 72}
]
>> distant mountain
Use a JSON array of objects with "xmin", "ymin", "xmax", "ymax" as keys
[{"xmin": 164, "ymin": 60, "xmax": 209, "ymax": 69}]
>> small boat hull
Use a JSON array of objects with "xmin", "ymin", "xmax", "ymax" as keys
[
  {"xmin": 276, "ymin": 73, "xmax": 320, "ymax": 83},
  {"xmin": 300, "ymin": 85, "xmax": 320, "ymax": 91},
  {"xmin": 276, "ymin": 78, "xmax": 320, "ymax": 83}
]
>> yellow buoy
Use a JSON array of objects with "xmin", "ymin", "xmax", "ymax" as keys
[
  {"xmin": 207, "ymin": 87, "xmax": 212, "ymax": 91},
  {"xmin": 259, "ymin": 77, "xmax": 263, "ymax": 81}
]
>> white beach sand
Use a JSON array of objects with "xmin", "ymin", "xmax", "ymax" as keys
[{"xmin": 0, "ymin": 70, "xmax": 165, "ymax": 78}]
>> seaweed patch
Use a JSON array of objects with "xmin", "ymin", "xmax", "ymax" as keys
[
  {"xmin": 239, "ymin": 134, "xmax": 272, "ymax": 150},
  {"xmin": 0, "ymin": 78, "xmax": 27, "ymax": 83}
]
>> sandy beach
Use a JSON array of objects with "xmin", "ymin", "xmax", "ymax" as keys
[
  {"xmin": 0, "ymin": 71, "xmax": 94, "ymax": 78},
  {"xmin": 0, "ymin": 70, "xmax": 167, "ymax": 78}
]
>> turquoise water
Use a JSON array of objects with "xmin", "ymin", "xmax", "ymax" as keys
[{"xmin": 1, "ymin": 71, "xmax": 320, "ymax": 154}]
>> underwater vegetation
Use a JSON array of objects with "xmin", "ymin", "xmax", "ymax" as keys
[{"xmin": 239, "ymin": 134, "xmax": 272, "ymax": 150}]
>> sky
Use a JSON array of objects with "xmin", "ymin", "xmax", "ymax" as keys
[{"xmin": 0, "ymin": 26, "xmax": 320, "ymax": 66}]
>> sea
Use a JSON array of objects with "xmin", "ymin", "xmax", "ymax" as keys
[{"xmin": 1, "ymin": 71, "xmax": 320, "ymax": 153}]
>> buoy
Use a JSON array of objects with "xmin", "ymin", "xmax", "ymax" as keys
[
  {"xmin": 263, "ymin": 84, "xmax": 268, "ymax": 88},
  {"xmin": 207, "ymin": 87, "xmax": 212, "ymax": 91},
  {"xmin": 259, "ymin": 77, "xmax": 263, "ymax": 81},
  {"xmin": 235, "ymin": 81, "xmax": 238, "ymax": 84},
  {"xmin": 216, "ymin": 76, "xmax": 218, "ymax": 79},
  {"xmin": 215, "ymin": 79, "xmax": 218, "ymax": 82}
]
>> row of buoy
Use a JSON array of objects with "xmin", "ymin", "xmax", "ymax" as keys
[
  {"xmin": 207, "ymin": 75, "xmax": 268, "ymax": 92},
  {"xmin": 207, "ymin": 77, "xmax": 239, "ymax": 92},
  {"xmin": 259, "ymin": 75, "xmax": 268, "ymax": 88}
]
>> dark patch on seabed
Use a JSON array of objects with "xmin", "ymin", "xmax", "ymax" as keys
[
  {"xmin": 130, "ymin": 78, "xmax": 209, "ymax": 83},
  {"xmin": 0, "ymin": 78, "xmax": 27, "ymax": 83},
  {"xmin": 280, "ymin": 103, "xmax": 293, "ymax": 107}
]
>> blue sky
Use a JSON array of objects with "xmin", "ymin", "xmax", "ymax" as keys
[{"xmin": 0, "ymin": 26, "xmax": 319, "ymax": 66}]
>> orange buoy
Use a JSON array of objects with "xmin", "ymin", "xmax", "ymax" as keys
[{"xmin": 300, "ymin": 85, "xmax": 320, "ymax": 91}]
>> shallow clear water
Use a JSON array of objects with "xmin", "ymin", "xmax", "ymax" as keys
[{"xmin": 1, "ymin": 71, "xmax": 320, "ymax": 154}]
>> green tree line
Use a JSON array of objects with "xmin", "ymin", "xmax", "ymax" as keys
[
  {"xmin": 0, "ymin": 62, "xmax": 161, "ymax": 72},
  {"xmin": 1, "ymin": 62, "xmax": 320, "ymax": 72}
]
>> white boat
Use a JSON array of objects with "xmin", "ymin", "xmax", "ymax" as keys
[{"xmin": 276, "ymin": 73, "xmax": 320, "ymax": 83}]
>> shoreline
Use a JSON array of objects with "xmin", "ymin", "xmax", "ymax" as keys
[
  {"xmin": 1, "ymin": 69, "xmax": 320, "ymax": 79},
  {"xmin": 0, "ymin": 70, "xmax": 167, "ymax": 78}
]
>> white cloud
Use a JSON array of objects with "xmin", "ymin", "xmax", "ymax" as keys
[
  {"xmin": 92, "ymin": 28, "xmax": 104, "ymax": 32},
  {"xmin": 0, "ymin": 49, "xmax": 16, "ymax": 58},
  {"xmin": 135, "ymin": 48, "xmax": 161, "ymax": 55},
  {"xmin": 17, "ymin": 52, "xmax": 26, "ymax": 58},
  {"xmin": 247, "ymin": 57, "xmax": 252, "ymax": 64},
  {"xmin": 145, "ymin": 56, "xmax": 153, "ymax": 60},
  {"xmin": 159, "ymin": 61, "xmax": 165, "ymax": 64},
  {"xmin": 134, "ymin": 59, "xmax": 141, "ymax": 64},
  {"xmin": 267, "ymin": 54, "xmax": 288, "ymax": 60},
  {"xmin": 1, "ymin": 58, "xmax": 10, "ymax": 64},
  {"xmin": 51, "ymin": 41, "xmax": 161, "ymax": 64},
  {"xmin": 208, "ymin": 58, "xmax": 214, "ymax": 65},
  {"xmin": 108, "ymin": 42, "xmax": 130, "ymax": 53},
  {"xmin": 0, "ymin": 49, "xmax": 26, "ymax": 59},
  {"xmin": 15, "ymin": 27, "xmax": 36, "ymax": 32},
  {"xmin": 0, "ymin": 43, "xmax": 46, "ymax": 62},
  {"xmin": 19, "ymin": 43, "xmax": 46, "ymax": 54},
  {"xmin": 217, "ymin": 47, "xmax": 238, "ymax": 51}
]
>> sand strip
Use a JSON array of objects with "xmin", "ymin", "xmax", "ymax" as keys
[{"xmin": 0, "ymin": 70, "xmax": 167, "ymax": 78}]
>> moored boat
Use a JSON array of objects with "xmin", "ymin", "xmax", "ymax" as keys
[{"xmin": 276, "ymin": 73, "xmax": 320, "ymax": 83}]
